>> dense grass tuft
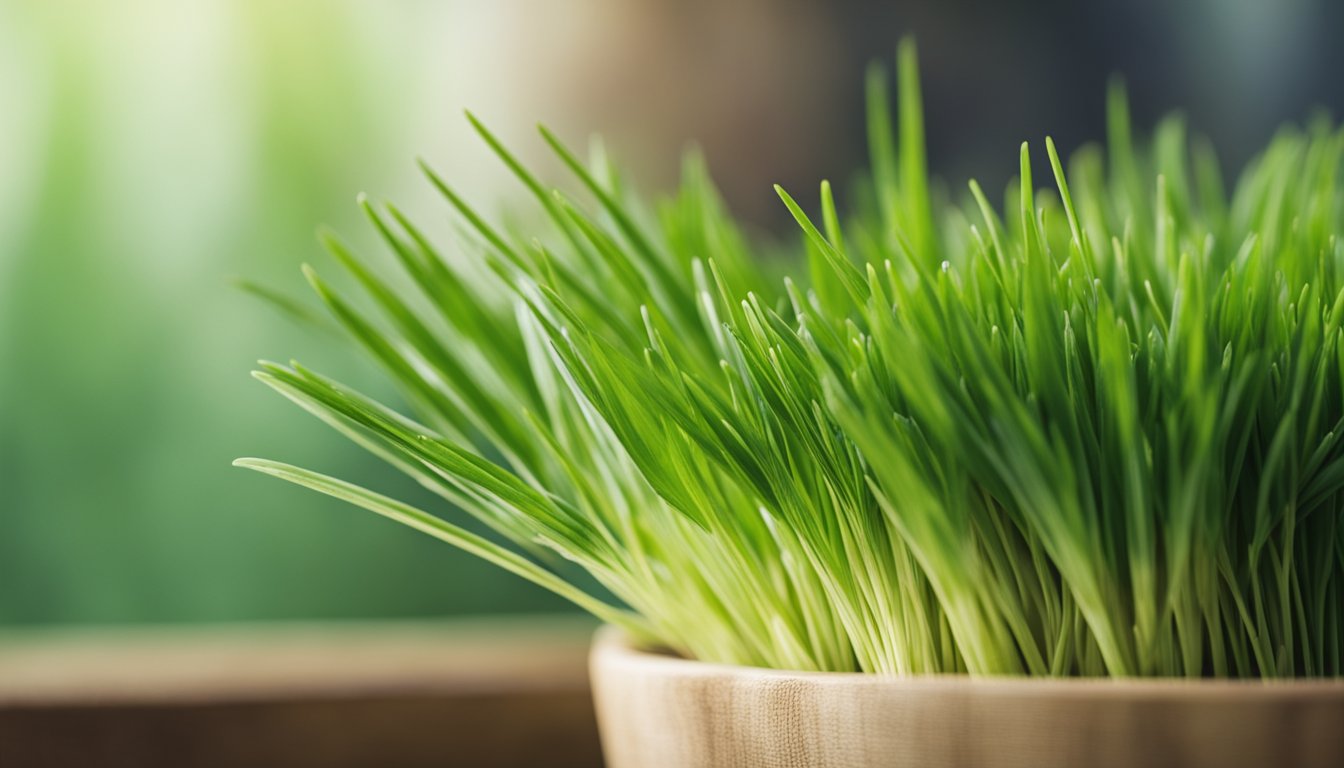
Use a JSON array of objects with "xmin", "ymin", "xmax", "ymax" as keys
[{"xmin": 238, "ymin": 41, "xmax": 1344, "ymax": 677}]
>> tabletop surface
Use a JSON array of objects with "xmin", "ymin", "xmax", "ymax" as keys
[{"xmin": 0, "ymin": 616, "xmax": 605, "ymax": 768}]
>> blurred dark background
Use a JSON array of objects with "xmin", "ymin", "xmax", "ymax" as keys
[{"xmin": 2, "ymin": 0, "xmax": 1341, "ymax": 626}]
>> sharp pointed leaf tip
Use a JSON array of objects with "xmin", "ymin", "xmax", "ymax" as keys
[{"xmin": 315, "ymin": 228, "xmax": 343, "ymax": 250}]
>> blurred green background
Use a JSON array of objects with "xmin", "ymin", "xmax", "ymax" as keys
[
  {"xmin": 3, "ymin": 0, "xmax": 1341, "ymax": 626},
  {"xmin": 0, "ymin": 0, "xmax": 587, "ymax": 624}
]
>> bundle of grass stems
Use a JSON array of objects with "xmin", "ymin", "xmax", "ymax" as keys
[{"xmin": 239, "ymin": 41, "xmax": 1344, "ymax": 678}]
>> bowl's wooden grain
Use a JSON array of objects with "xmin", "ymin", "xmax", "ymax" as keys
[{"xmin": 590, "ymin": 627, "xmax": 1344, "ymax": 768}]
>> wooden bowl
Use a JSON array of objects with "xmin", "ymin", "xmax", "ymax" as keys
[{"xmin": 590, "ymin": 627, "xmax": 1344, "ymax": 768}]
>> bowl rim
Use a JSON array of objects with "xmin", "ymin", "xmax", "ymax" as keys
[{"xmin": 591, "ymin": 625, "xmax": 1344, "ymax": 699}]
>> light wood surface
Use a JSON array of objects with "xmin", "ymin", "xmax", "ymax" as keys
[
  {"xmin": 0, "ymin": 617, "xmax": 603, "ymax": 767},
  {"xmin": 591, "ymin": 627, "xmax": 1344, "ymax": 768}
]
